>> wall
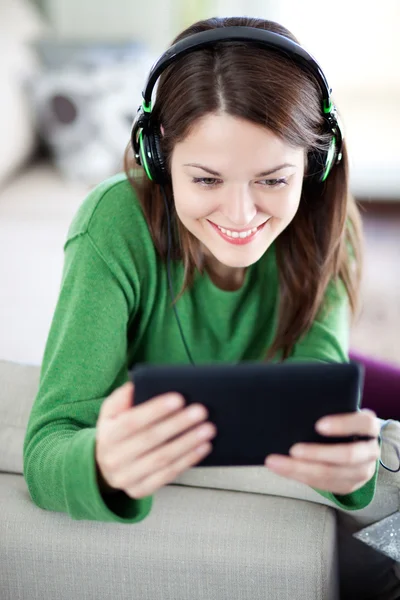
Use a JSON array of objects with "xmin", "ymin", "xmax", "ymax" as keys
[
  {"xmin": 33, "ymin": 0, "xmax": 174, "ymax": 52},
  {"xmin": 274, "ymin": 0, "xmax": 400, "ymax": 94},
  {"xmin": 31, "ymin": 0, "xmax": 400, "ymax": 91},
  {"xmin": 30, "ymin": 0, "xmax": 279, "ymax": 52}
]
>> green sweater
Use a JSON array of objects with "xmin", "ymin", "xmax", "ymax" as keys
[{"xmin": 23, "ymin": 173, "xmax": 379, "ymax": 523}]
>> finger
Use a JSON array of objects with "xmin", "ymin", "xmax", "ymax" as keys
[
  {"xmin": 125, "ymin": 442, "xmax": 212, "ymax": 499},
  {"xmin": 315, "ymin": 409, "xmax": 380, "ymax": 438},
  {"xmin": 125, "ymin": 442, "xmax": 213, "ymax": 499},
  {"xmin": 115, "ymin": 402, "xmax": 210, "ymax": 455},
  {"xmin": 105, "ymin": 392, "xmax": 186, "ymax": 443},
  {"xmin": 99, "ymin": 382, "xmax": 134, "ymax": 419},
  {"xmin": 265, "ymin": 455, "xmax": 378, "ymax": 495},
  {"xmin": 108, "ymin": 421, "xmax": 217, "ymax": 490},
  {"xmin": 289, "ymin": 438, "xmax": 381, "ymax": 465}
]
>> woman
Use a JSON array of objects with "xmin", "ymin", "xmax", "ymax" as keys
[{"xmin": 23, "ymin": 15, "xmax": 399, "ymax": 595}]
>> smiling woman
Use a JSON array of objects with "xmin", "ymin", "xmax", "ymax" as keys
[{"xmin": 24, "ymin": 14, "xmax": 381, "ymax": 532}]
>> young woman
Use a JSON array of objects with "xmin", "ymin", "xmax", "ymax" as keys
[{"xmin": 23, "ymin": 16, "xmax": 391, "ymax": 531}]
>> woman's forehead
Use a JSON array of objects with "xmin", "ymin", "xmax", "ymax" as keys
[{"xmin": 172, "ymin": 113, "xmax": 304, "ymax": 171}]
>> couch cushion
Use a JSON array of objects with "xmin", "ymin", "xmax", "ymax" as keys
[
  {"xmin": 0, "ymin": 0, "xmax": 46, "ymax": 188},
  {"xmin": 0, "ymin": 473, "xmax": 339, "ymax": 600},
  {"xmin": 0, "ymin": 360, "xmax": 40, "ymax": 473}
]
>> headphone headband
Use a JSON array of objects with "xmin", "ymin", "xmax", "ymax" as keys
[
  {"xmin": 142, "ymin": 27, "xmax": 332, "ymax": 107},
  {"xmin": 132, "ymin": 26, "xmax": 343, "ymax": 184}
]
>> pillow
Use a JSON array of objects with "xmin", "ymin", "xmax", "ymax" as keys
[{"xmin": 0, "ymin": 0, "xmax": 46, "ymax": 188}]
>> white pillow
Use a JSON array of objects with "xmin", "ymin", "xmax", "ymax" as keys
[{"xmin": 0, "ymin": 0, "xmax": 46, "ymax": 188}]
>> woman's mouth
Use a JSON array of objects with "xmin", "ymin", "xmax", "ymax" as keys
[{"xmin": 207, "ymin": 219, "xmax": 269, "ymax": 245}]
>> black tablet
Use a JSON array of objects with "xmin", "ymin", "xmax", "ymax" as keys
[{"xmin": 129, "ymin": 361, "xmax": 369, "ymax": 467}]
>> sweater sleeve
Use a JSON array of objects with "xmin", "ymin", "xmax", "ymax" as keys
[
  {"xmin": 23, "ymin": 232, "xmax": 153, "ymax": 523},
  {"xmin": 286, "ymin": 278, "xmax": 379, "ymax": 511}
]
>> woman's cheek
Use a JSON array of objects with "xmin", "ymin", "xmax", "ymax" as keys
[
  {"xmin": 281, "ymin": 187, "xmax": 302, "ymax": 219},
  {"xmin": 262, "ymin": 192, "xmax": 299, "ymax": 223},
  {"xmin": 176, "ymin": 189, "xmax": 217, "ymax": 221}
]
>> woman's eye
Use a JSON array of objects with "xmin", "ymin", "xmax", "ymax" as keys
[
  {"xmin": 259, "ymin": 178, "xmax": 288, "ymax": 187},
  {"xmin": 192, "ymin": 177, "xmax": 220, "ymax": 187}
]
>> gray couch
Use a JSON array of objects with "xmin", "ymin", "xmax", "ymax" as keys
[{"xmin": 1, "ymin": 359, "xmax": 400, "ymax": 600}]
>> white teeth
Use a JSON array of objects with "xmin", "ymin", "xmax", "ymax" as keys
[{"xmin": 217, "ymin": 225, "xmax": 258, "ymax": 237}]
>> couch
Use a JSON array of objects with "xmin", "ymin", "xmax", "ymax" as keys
[
  {"xmin": 1, "ymin": 2, "xmax": 400, "ymax": 599},
  {"xmin": 1, "ymin": 358, "xmax": 400, "ymax": 600}
]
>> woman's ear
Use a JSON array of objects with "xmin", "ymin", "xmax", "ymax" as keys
[{"xmin": 160, "ymin": 124, "xmax": 165, "ymax": 137}]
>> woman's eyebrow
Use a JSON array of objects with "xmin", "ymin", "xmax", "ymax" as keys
[{"xmin": 183, "ymin": 163, "xmax": 296, "ymax": 177}]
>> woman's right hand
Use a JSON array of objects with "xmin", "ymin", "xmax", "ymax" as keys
[{"xmin": 95, "ymin": 382, "xmax": 217, "ymax": 499}]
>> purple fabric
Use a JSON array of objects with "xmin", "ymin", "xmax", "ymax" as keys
[{"xmin": 349, "ymin": 351, "xmax": 400, "ymax": 420}]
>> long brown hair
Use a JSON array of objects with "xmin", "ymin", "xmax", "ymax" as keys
[{"xmin": 124, "ymin": 16, "xmax": 363, "ymax": 360}]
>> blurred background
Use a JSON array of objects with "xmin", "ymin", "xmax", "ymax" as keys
[{"xmin": 0, "ymin": 0, "xmax": 399, "ymax": 366}]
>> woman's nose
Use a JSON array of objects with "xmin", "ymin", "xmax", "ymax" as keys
[{"xmin": 220, "ymin": 187, "xmax": 257, "ymax": 227}]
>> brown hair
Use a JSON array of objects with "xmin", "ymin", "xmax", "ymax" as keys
[{"xmin": 124, "ymin": 16, "xmax": 363, "ymax": 360}]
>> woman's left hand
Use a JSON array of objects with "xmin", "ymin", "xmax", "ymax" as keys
[{"xmin": 265, "ymin": 409, "xmax": 381, "ymax": 495}]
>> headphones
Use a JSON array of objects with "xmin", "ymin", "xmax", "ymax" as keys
[{"xmin": 131, "ymin": 26, "xmax": 343, "ymax": 185}]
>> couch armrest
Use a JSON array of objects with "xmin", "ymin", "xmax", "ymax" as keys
[{"xmin": 0, "ymin": 473, "xmax": 338, "ymax": 600}]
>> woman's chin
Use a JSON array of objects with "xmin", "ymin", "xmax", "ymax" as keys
[{"xmin": 204, "ymin": 245, "xmax": 269, "ymax": 269}]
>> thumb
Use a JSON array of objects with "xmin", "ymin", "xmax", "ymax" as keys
[{"xmin": 100, "ymin": 382, "xmax": 134, "ymax": 420}]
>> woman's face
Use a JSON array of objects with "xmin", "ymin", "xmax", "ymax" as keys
[{"xmin": 170, "ymin": 112, "xmax": 305, "ymax": 286}]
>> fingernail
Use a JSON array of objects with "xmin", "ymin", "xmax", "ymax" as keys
[
  {"xmin": 290, "ymin": 445, "xmax": 304, "ymax": 457},
  {"xmin": 265, "ymin": 457, "xmax": 284, "ymax": 469},
  {"xmin": 166, "ymin": 394, "xmax": 184, "ymax": 409},
  {"xmin": 316, "ymin": 420, "xmax": 331, "ymax": 433}
]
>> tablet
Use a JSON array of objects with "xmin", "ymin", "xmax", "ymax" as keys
[{"xmin": 129, "ymin": 361, "xmax": 369, "ymax": 467}]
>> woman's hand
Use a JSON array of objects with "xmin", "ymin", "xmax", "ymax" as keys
[
  {"xmin": 264, "ymin": 409, "xmax": 381, "ymax": 495},
  {"xmin": 96, "ymin": 382, "xmax": 217, "ymax": 499}
]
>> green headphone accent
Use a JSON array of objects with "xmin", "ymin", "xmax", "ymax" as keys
[
  {"xmin": 132, "ymin": 27, "xmax": 343, "ymax": 185},
  {"xmin": 138, "ymin": 129, "xmax": 153, "ymax": 181}
]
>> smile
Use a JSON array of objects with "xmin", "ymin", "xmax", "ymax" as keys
[{"xmin": 207, "ymin": 219, "xmax": 269, "ymax": 245}]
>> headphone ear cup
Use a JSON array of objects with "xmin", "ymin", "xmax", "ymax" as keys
[
  {"xmin": 148, "ymin": 129, "xmax": 168, "ymax": 184},
  {"xmin": 139, "ymin": 127, "xmax": 168, "ymax": 184},
  {"xmin": 131, "ymin": 107, "xmax": 148, "ymax": 168},
  {"xmin": 139, "ymin": 131, "xmax": 156, "ymax": 181}
]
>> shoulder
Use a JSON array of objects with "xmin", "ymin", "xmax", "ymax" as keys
[
  {"xmin": 65, "ymin": 173, "xmax": 158, "ymax": 287},
  {"xmin": 67, "ymin": 173, "xmax": 149, "ymax": 243}
]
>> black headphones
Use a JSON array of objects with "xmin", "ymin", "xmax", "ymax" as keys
[{"xmin": 131, "ymin": 26, "xmax": 343, "ymax": 185}]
